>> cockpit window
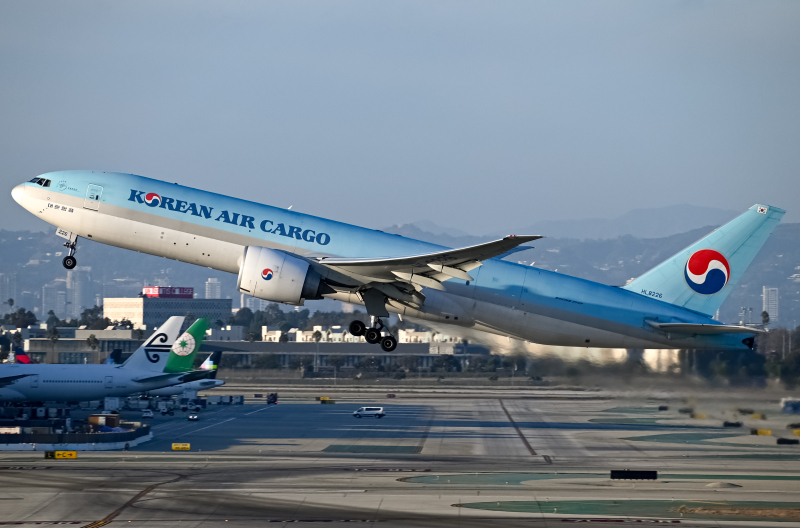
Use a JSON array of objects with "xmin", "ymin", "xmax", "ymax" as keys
[{"xmin": 28, "ymin": 178, "xmax": 51, "ymax": 187}]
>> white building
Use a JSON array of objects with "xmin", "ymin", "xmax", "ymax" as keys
[
  {"xmin": 762, "ymin": 286, "xmax": 779, "ymax": 323},
  {"xmin": 206, "ymin": 325, "xmax": 244, "ymax": 341},
  {"xmin": 242, "ymin": 294, "xmax": 270, "ymax": 312},
  {"xmin": 205, "ymin": 278, "xmax": 222, "ymax": 300}
]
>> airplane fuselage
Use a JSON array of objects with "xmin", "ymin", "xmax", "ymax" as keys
[
  {"xmin": 12, "ymin": 171, "xmax": 752, "ymax": 350},
  {"xmin": 0, "ymin": 363, "xmax": 188, "ymax": 401}
]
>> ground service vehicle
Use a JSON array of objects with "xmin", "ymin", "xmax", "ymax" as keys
[{"xmin": 354, "ymin": 407, "xmax": 385, "ymax": 418}]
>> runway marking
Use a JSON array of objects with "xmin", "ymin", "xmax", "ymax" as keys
[
  {"xmin": 499, "ymin": 399, "xmax": 537, "ymax": 456},
  {"xmin": 173, "ymin": 417, "xmax": 236, "ymax": 438},
  {"xmin": 79, "ymin": 474, "xmax": 186, "ymax": 528},
  {"xmin": 345, "ymin": 468, "xmax": 431, "ymax": 472},
  {"xmin": 244, "ymin": 406, "xmax": 273, "ymax": 415},
  {"xmin": 415, "ymin": 411, "xmax": 434, "ymax": 453},
  {"xmin": 0, "ymin": 523, "xmax": 83, "ymax": 525}
]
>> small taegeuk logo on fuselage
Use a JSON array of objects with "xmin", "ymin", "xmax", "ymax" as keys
[
  {"xmin": 262, "ymin": 268, "xmax": 274, "ymax": 280},
  {"xmin": 144, "ymin": 193, "xmax": 161, "ymax": 207},
  {"xmin": 684, "ymin": 249, "xmax": 730, "ymax": 295}
]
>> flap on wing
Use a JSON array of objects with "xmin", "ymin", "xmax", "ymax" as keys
[
  {"xmin": 647, "ymin": 322, "xmax": 763, "ymax": 335},
  {"xmin": 315, "ymin": 235, "xmax": 541, "ymax": 289}
]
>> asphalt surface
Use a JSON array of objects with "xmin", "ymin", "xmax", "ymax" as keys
[{"xmin": 2, "ymin": 389, "xmax": 800, "ymax": 527}]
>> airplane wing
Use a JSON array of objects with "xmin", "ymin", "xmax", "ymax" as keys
[
  {"xmin": 647, "ymin": 322, "xmax": 764, "ymax": 335},
  {"xmin": 315, "ymin": 235, "xmax": 541, "ymax": 292},
  {"xmin": 0, "ymin": 374, "xmax": 31, "ymax": 387},
  {"xmin": 132, "ymin": 370, "xmax": 212, "ymax": 385}
]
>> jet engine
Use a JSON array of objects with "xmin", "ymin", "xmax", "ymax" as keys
[{"xmin": 237, "ymin": 246, "xmax": 328, "ymax": 305}]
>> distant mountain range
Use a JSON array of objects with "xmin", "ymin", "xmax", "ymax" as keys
[{"xmin": 389, "ymin": 204, "xmax": 741, "ymax": 242}]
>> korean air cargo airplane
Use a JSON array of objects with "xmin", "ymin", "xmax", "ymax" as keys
[
  {"xmin": 12, "ymin": 171, "xmax": 785, "ymax": 352},
  {"xmin": 0, "ymin": 316, "xmax": 212, "ymax": 401}
]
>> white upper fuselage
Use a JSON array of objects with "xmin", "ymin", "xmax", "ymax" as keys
[
  {"xmin": 0, "ymin": 363, "xmax": 185, "ymax": 401},
  {"xmin": 11, "ymin": 171, "xmax": 754, "ymax": 350}
]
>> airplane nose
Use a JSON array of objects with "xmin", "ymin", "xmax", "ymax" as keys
[{"xmin": 11, "ymin": 184, "xmax": 25, "ymax": 204}]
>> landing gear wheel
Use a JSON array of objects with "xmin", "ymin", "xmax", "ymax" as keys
[
  {"xmin": 365, "ymin": 328, "xmax": 381, "ymax": 344},
  {"xmin": 349, "ymin": 320, "xmax": 366, "ymax": 337},
  {"xmin": 62, "ymin": 255, "xmax": 77, "ymax": 269},
  {"xmin": 380, "ymin": 335, "xmax": 397, "ymax": 352}
]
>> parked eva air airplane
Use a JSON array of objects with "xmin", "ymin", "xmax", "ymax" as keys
[
  {"xmin": 12, "ymin": 171, "xmax": 784, "ymax": 352},
  {"xmin": 0, "ymin": 316, "xmax": 211, "ymax": 401}
]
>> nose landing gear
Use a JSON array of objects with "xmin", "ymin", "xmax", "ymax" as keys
[
  {"xmin": 62, "ymin": 237, "xmax": 78, "ymax": 270},
  {"xmin": 350, "ymin": 317, "xmax": 397, "ymax": 352}
]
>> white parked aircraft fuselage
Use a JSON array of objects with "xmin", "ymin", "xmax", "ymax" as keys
[{"xmin": 0, "ymin": 364, "xmax": 186, "ymax": 401}]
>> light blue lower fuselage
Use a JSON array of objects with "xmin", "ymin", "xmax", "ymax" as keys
[{"xmin": 13, "ymin": 171, "xmax": 752, "ymax": 350}]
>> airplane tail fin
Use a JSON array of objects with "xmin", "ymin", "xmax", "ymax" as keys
[
  {"xmin": 13, "ymin": 347, "xmax": 35, "ymax": 364},
  {"xmin": 199, "ymin": 350, "xmax": 223, "ymax": 379},
  {"xmin": 103, "ymin": 349, "xmax": 123, "ymax": 365},
  {"xmin": 163, "ymin": 318, "xmax": 210, "ymax": 373},
  {"xmin": 623, "ymin": 204, "xmax": 784, "ymax": 317},
  {"xmin": 121, "ymin": 316, "xmax": 185, "ymax": 372}
]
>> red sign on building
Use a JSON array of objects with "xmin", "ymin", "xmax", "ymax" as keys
[{"xmin": 142, "ymin": 287, "xmax": 194, "ymax": 299}]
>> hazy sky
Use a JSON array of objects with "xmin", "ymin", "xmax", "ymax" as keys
[{"xmin": 1, "ymin": 1, "xmax": 798, "ymax": 235}]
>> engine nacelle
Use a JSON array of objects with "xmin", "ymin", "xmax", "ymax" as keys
[{"xmin": 237, "ymin": 246, "xmax": 325, "ymax": 305}]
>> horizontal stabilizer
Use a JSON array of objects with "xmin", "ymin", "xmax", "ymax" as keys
[{"xmin": 647, "ymin": 321, "xmax": 763, "ymax": 335}]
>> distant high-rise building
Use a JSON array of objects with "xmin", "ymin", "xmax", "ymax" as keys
[
  {"xmin": 763, "ymin": 286, "xmax": 779, "ymax": 323},
  {"xmin": 241, "ymin": 293, "xmax": 269, "ymax": 312},
  {"xmin": 42, "ymin": 283, "xmax": 66, "ymax": 319},
  {"xmin": 205, "ymin": 278, "xmax": 221, "ymax": 300},
  {"xmin": 67, "ymin": 266, "xmax": 92, "ymax": 319},
  {"xmin": 0, "ymin": 272, "xmax": 18, "ymax": 310}
]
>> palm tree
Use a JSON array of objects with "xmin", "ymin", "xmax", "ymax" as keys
[{"xmin": 312, "ymin": 330, "xmax": 323, "ymax": 372}]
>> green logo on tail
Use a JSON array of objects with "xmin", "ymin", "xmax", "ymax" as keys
[{"xmin": 164, "ymin": 318, "xmax": 209, "ymax": 373}]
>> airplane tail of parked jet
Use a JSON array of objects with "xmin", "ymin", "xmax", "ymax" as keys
[
  {"xmin": 12, "ymin": 348, "xmax": 35, "ymax": 364},
  {"xmin": 103, "ymin": 349, "xmax": 123, "ymax": 365},
  {"xmin": 200, "ymin": 350, "xmax": 223, "ymax": 379},
  {"xmin": 121, "ymin": 316, "xmax": 185, "ymax": 372},
  {"xmin": 624, "ymin": 204, "xmax": 785, "ymax": 317},
  {"xmin": 164, "ymin": 319, "xmax": 210, "ymax": 373}
]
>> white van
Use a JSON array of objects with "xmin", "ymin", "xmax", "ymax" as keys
[{"xmin": 353, "ymin": 407, "xmax": 385, "ymax": 419}]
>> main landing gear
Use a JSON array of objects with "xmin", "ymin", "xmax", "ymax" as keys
[
  {"xmin": 62, "ymin": 237, "xmax": 78, "ymax": 270},
  {"xmin": 349, "ymin": 317, "xmax": 397, "ymax": 352}
]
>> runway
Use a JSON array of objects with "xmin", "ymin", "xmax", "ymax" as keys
[{"xmin": 1, "ymin": 388, "xmax": 799, "ymax": 526}]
